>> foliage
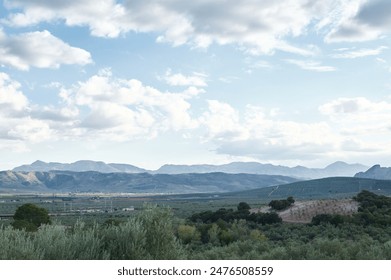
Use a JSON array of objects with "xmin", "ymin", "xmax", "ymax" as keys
[
  {"xmin": 0, "ymin": 205, "xmax": 184, "ymax": 260},
  {"xmin": 311, "ymin": 214, "xmax": 348, "ymax": 226},
  {"xmin": 12, "ymin": 203, "xmax": 51, "ymax": 231},
  {"xmin": 237, "ymin": 202, "xmax": 251, "ymax": 211},
  {"xmin": 189, "ymin": 202, "xmax": 281, "ymax": 225},
  {"xmin": 268, "ymin": 197, "xmax": 294, "ymax": 211}
]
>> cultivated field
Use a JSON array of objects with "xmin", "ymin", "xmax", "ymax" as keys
[{"xmin": 252, "ymin": 199, "xmax": 359, "ymax": 223}]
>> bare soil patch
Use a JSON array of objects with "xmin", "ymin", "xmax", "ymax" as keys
[{"xmin": 251, "ymin": 199, "xmax": 359, "ymax": 224}]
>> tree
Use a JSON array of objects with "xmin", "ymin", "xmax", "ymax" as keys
[
  {"xmin": 237, "ymin": 202, "xmax": 251, "ymax": 211},
  {"xmin": 12, "ymin": 203, "xmax": 51, "ymax": 231},
  {"xmin": 269, "ymin": 197, "xmax": 295, "ymax": 211}
]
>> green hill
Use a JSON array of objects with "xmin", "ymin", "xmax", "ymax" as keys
[{"xmin": 225, "ymin": 177, "xmax": 391, "ymax": 201}]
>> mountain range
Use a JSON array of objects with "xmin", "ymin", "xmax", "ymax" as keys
[
  {"xmin": 0, "ymin": 170, "xmax": 298, "ymax": 194},
  {"xmin": 13, "ymin": 160, "xmax": 147, "ymax": 173},
  {"xmin": 12, "ymin": 160, "xmax": 368, "ymax": 179}
]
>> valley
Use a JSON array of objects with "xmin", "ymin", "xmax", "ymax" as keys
[{"xmin": 1, "ymin": 161, "xmax": 391, "ymax": 260}]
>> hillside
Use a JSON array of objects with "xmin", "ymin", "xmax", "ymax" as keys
[
  {"xmin": 226, "ymin": 177, "xmax": 391, "ymax": 201},
  {"xmin": 0, "ymin": 170, "xmax": 298, "ymax": 194}
]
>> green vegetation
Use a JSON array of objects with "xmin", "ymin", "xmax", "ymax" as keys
[
  {"xmin": 268, "ymin": 196, "xmax": 295, "ymax": 211},
  {"xmin": 12, "ymin": 203, "xmax": 51, "ymax": 231},
  {"xmin": 1, "ymin": 190, "xmax": 391, "ymax": 259}
]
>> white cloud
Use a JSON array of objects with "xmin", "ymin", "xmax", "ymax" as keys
[
  {"xmin": 0, "ymin": 72, "xmax": 56, "ymax": 142},
  {"xmin": 319, "ymin": 97, "xmax": 391, "ymax": 127},
  {"xmin": 332, "ymin": 46, "xmax": 388, "ymax": 59},
  {"xmin": 161, "ymin": 69, "xmax": 208, "ymax": 87},
  {"xmin": 285, "ymin": 59, "xmax": 337, "ymax": 72},
  {"xmin": 199, "ymin": 100, "xmax": 340, "ymax": 161},
  {"xmin": 0, "ymin": 72, "xmax": 28, "ymax": 113},
  {"xmin": 3, "ymin": 0, "xmax": 349, "ymax": 55},
  {"xmin": 0, "ymin": 29, "xmax": 92, "ymax": 70},
  {"xmin": 63, "ymin": 70, "xmax": 200, "ymax": 140},
  {"xmin": 198, "ymin": 97, "xmax": 391, "ymax": 162},
  {"xmin": 200, "ymin": 100, "xmax": 246, "ymax": 141},
  {"xmin": 0, "ymin": 70, "xmax": 203, "ymax": 144}
]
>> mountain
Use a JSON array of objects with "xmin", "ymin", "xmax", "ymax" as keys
[
  {"xmin": 155, "ymin": 161, "xmax": 368, "ymax": 178},
  {"xmin": 13, "ymin": 160, "xmax": 147, "ymax": 173},
  {"xmin": 354, "ymin": 165, "xmax": 391, "ymax": 180},
  {"xmin": 0, "ymin": 170, "xmax": 299, "ymax": 194}
]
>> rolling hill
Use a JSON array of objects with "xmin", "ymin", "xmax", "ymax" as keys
[{"xmin": 226, "ymin": 177, "xmax": 391, "ymax": 201}]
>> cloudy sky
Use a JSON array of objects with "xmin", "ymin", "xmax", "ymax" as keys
[{"xmin": 1, "ymin": 0, "xmax": 391, "ymax": 170}]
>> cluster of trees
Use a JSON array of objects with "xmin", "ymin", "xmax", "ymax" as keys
[
  {"xmin": 189, "ymin": 202, "xmax": 281, "ymax": 225},
  {"xmin": 268, "ymin": 197, "xmax": 295, "ymax": 211},
  {"xmin": 311, "ymin": 190, "xmax": 391, "ymax": 227}
]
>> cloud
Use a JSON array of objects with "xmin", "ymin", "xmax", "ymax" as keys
[
  {"xmin": 200, "ymin": 100, "xmax": 340, "ymax": 161},
  {"xmin": 326, "ymin": 0, "xmax": 391, "ymax": 42},
  {"xmin": 161, "ymin": 69, "xmax": 208, "ymax": 87},
  {"xmin": 285, "ymin": 59, "xmax": 337, "ymax": 72},
  {"xmin": 319, "ymin": 97, "xmax": 391, "ymax": 117},
  {"xmin": 3, "ymin": 0, "xmax": 346, "ymax": 55},
  {"xmin": 3, "ymin": 0, "xmax": 127, "ymax": 38},
  {"xmin": 332, "ymin": 46, "xmax": 388, "ymax": 58},
  {"xmin": 0, "ymin": 72, "xmax": 56, "ymax": 142},
  {"xmin": 198, "ymin": 97, "xmax": 391, "ymax": 162},
  {"xmin": 0, "ymin": 72, "xmax": 28, "ymax": 114},
  {"xmin": 0, "ymin": 70, "xmax": 202, "ymax": 143},
  {"xmin": 63, "ymin": 70, "xmax": 201, "ymax": 140},
  {"xmin": 319, "ymin": 97, "xmax": 391, "ymax": 133},
  {"xmin": 0, "ymin": 29, "xmax": 92, "ymax": 70}
]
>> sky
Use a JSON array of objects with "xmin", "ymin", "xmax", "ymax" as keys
[{"xmin": 1, "ymin": 0, "xmax": 391, "ymax": 170}]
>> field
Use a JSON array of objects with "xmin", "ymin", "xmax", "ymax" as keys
[{"xmin": 252, "ymin": 199, "xmax": 359, "ymax": 223}]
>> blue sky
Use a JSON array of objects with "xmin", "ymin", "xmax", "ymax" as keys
[{"xmin": 1, "ymin": 0, "xmax": 391, "ymax": 170}]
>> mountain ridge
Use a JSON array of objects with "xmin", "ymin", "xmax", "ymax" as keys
[
  {"xmin": 354, "ymin": 165, "xmax": 391, "ymax": 180},
  {"xmin": 0, "ymin": 170, "xmax": 299, "ymax": 194},
  {"xmin": 12, "ymin": 160, "xmax": 369, "ymax": 179}
]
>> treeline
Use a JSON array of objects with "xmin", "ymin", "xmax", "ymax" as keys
[{"xmin": 189, "ymin": 202, "xmax": 281, "ymax": 225}]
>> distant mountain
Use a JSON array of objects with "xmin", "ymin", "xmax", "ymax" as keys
[
  {"xmin": 0, "ymin": 170, "xmax": 299, "ymax": 194},
  {"xmin": 13, "ymin": 160, "xmax": 147, "ymax": 173},
  {"xmin": 354, "ymin": 165, "xmax": 391, "ymax": 180},
  {"xmin": 155, "ymin": 161, "xmax": 368, "ymax": 179},
  {"xmin": 12, "ymin": 160, "xmax": 369, "ymax": 179}
]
